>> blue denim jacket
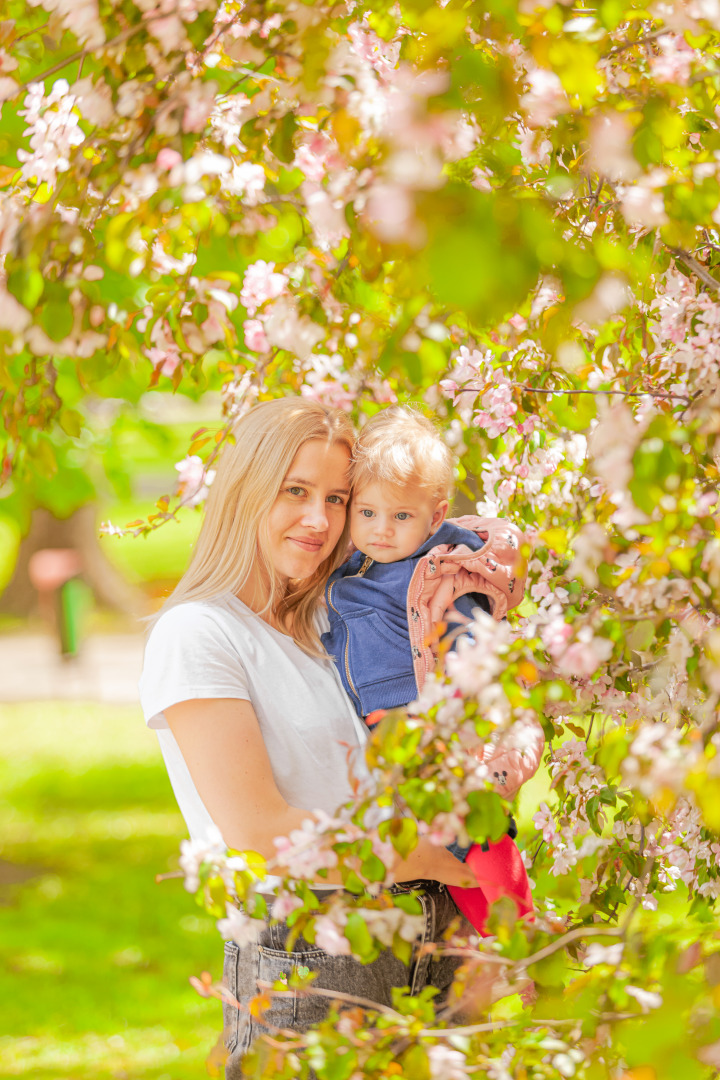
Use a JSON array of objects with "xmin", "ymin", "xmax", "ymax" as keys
[{"xmin": 322, "ymin": 521, "xmax": 490, "ymax": 718}]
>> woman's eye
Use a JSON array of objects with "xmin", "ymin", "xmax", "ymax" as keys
[
  {"xmin": 287, "ymin": 486, "xmax": 305, "ymax": 497},
  {"xmin": 327, "ymin": 495, "xmax": 346, "ymax": 505}
]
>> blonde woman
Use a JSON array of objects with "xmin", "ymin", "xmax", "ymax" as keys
[{"xmin": 138, "ymin": 398, "xmax": 472, "ymax": 1076}]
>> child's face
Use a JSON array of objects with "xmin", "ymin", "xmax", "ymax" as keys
[{"xmin": 350, "ymin": 480, "xmax": 448, "ymax": 563}]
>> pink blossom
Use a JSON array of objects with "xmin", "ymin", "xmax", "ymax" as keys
[
  {"xmin": 175, "ymin": 454, "xmax": 216, "ymax": 507},
  {"xmin": 99, "ymin": 521, "xmax": 125, "ymax": 538},
  {"xmin": 621, "ymin": 183, "xmax": 668, "ymax": 228},
  {"xmin": 347, "ymin": 20, "xmax": 401, "ymax": 76},
  {"xmin": 427, "ymin": 1044, "xmax": 469, "ymax": 1080},
  {"xmin": 649, "ymin": 35, "xmax": 693, "ymax": 85},
  {"xmin": 147, "ymin": 345, "xmax": 182, "ymax": 376},
  {"xmin": 625, "ymin": 985, "xmax": 662, "ymax": 1011},
  {"xmin": 533, "ymin": 802, "xmax": 556, "ymax": 843},
  {"xmin": 179, "ymin": 825, "xmax": 227, "ymax": 892},
  {"xmin": 314, "ymin": 913, "xmax": 352, "ymax": 955},
  {"xmin": 303, "ymin": 181, "xmax": 350, "ymax": 249},
  {"xmin": 217, "ymin": 903, "xmax": 263, "ymax": 948},
  {"xmin": 471, "ymin": 166, "xmax": 492, "ymax": 191},
  {"xmin": 262, "ymin": 295, "xmax": 324, "ymax": 360},
  {"xmin": 156, "ymin": 147, "xmax": 183, "ymax": 171},
  {"xmin": 474, "ymin": 372, "xmax": 518, "ymax": 438},
  {"xmin": 516, "ymin": 123, "xmax": 552, "ymax": 167},
  {"xmin": 301, "ymin": 380, "xmax": 355, "ymax": 411},
  {"xmin": 294, "ymin": 144, "xmax": 326, "ymax": 182},
  {"xmin": 0, "ymin": 282, "xmax": 31, "ymax": 333},
  {"xmin": 243, "ymin": 318, "xmax": 270, "ymax": 353},
  {"xmin": 224, "ymin": 161, "xmax": 266, "ymax": 205},
  {"xmin": 556, "ymin": 641, "xmax": 602, "ymax": 678},
  {"xmin": 270, "ymin": 893, "xmax": 304, "ymax": 920},
  {"xmin": 588, "ymin": 112, "xmax": 640, "ymax": 181},
  {"xmin": 240, "ymin": 260, "xmax": 288, "ymax": 316},
  {"xmin": 365, "ymin": 182, "xmax": 415, "ymax": 242},
  {"xmin": 521, "ymin": 67, "xmax": 569, "ymax": 127}
]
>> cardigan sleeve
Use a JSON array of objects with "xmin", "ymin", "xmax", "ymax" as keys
[{"xmin": 475, "ymin": 716, "xmax": 546, "ymax": 800}]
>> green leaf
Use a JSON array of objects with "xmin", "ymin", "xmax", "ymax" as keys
[
  {"xmin": 381, "ymin": 816, "xmax": 418, "ymax": 859},
  {"xmin": 41, "ymin": 302, "xmax": 74, "ymax": 343},
  {"xmin": 465, "ymin": 791, "xmax": 509, "ymax": 844},
  {"xmin": 58, "ymin": 409, "xmax": 83, "ymax": 438},
  {"xmin": 392, "ymin": 891, "xmax": 422, "ymax": 916},
  {"xmin": 7, "ymin": 267, "xmax": 43, "ymax": 310},
  {"xmin": 360, "ymin": 853, "xmax": 386, "ymax": 882},
  {"xmin": 344, "ymin": 911, "xmax": 379, "ymax": 963},
  {"xmin": 627, "ymin": 619, "xmax": 655, "ymax": 652},
  {"xmin": 270, "ymin": 112, "xmax": 298, "ymax": 163}
]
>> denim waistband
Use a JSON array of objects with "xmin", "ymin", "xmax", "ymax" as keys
[{"xmin": 257, "ymin": 879, "xmax": 447, "ymax": 905}]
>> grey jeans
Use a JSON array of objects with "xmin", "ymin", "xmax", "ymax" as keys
[{"xmin": 222, "ymin": 880, "xmax": 471, "ymax": 1078}]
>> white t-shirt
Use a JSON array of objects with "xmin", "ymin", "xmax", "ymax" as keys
[{"xmin": 139, "ymin": 594, "xmax": 369, "ymax": 854}]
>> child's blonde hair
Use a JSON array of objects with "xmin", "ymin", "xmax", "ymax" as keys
[{"xmin": 351, "ymin": 406, "xmax": 455, "ymax": 502}]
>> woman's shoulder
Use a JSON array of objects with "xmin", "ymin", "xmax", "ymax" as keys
[{"xmin": 147, "ymin": 596, "xmax": 250, "ymax": 645}]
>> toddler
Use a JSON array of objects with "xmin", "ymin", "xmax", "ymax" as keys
[{"xmin": 322, "ymin": 407, "xmax": 542, "ymax": 934}]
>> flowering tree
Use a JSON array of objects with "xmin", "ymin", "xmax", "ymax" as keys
[{"xmin": 3, "ymin": 0, "xmax": 720, "ymax": 1076}]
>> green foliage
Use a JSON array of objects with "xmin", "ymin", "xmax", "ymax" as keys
[{"xmin": 0, "ymin": 702, "xmax": 220, "ymax": 1079}]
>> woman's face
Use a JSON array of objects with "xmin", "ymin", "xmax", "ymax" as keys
[{"xmin": 264, "ymin": 439, "xmax": 351, "ymax": 584}]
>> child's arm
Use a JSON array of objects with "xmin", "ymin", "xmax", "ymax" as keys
[{"xmin": 475, "ymin": 716, "xmax": 545, "ymax": 800}]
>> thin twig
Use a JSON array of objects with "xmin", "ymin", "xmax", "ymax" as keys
[
  {"xmin": 419, "ymin": 1011, "xmax": 640, "ymax": 1037},
  {"xmin": 603, "ymin": 28, "xmax": 664, "ymax": 58},
  {"xmin": 258, "ymin": 981, "xmax": 407, "ymax": 1020},
  {"xmin": 515, "ymin": 923, "xmax": 624, "ymax": 971},
  {"xmin": 666, "ymin": 245, "xmax": 720, "ymax": 292},
  {"xmin": 455, "ymin": 385, "xmax": 690, "ymax": 401},
  {"xmin": 14, "ymin": 16, "xmax": 166, "ymax": 96},
  {"xmin": 14, "ymin": 20, "xmax": 50, "ymax": 44}
]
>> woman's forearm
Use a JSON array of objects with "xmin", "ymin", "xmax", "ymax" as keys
[{"xmin": 240, "ymin": 807, "xmax": 474, "ymax": 889}]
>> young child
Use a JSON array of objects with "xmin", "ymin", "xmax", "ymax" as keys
[{"xmin": 322, "ymin": 407, "xmax": 543, "ymax": 935}]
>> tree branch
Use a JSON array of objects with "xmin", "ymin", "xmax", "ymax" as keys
[
  {"xmin": 514, "ymin": 923, "xmax": 624, "ymax": 971},
  {"xmin": 666, "ymin": 245, "xmax": 720, "ymax": 292},
  {"xmin": 603, "ymin": 28, "xmax": 664, "ymax": 58}
]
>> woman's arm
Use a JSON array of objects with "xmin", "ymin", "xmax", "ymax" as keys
[{"xmin": 164, "ymin": 698, "xmax": 475, "ymax": 888}]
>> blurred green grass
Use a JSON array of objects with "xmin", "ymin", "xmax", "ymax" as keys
[{"xmin": 0, "ymin": 702, "xmax": 223, "ymax": 1080}]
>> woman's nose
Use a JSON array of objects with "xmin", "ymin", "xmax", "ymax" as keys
[{"xmin": 301, "ymin": 500, "xmax": 329, "ymax": 530}]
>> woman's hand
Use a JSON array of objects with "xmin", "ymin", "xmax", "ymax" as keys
[{"xmin": 391, "ymin": 841, "xmax": 478, "ymax": 889}]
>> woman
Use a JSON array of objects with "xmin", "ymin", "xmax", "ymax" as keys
[{"xmin": 139, "ymin": 398, "xmax": 473, "ymax": 1076}]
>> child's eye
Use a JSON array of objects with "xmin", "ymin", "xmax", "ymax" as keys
[
  {"xmin": 396, "ymin": 512, "xmax": 410, "ymax": 521},
  {"xmin": 360, "ymin": 509, "xmax": 374, "ymax": 518}
]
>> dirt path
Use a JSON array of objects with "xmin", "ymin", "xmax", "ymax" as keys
[{"xmin": 0, "ymin": 633, "xmax": 145, "ymax": 703}]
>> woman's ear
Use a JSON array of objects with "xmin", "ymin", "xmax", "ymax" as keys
[{"xmin": 430, "ymin": 499, "xmax": 449, "ymax": 533}]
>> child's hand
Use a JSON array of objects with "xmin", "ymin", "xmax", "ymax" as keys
[{"xmin": 472, "ymin": 717, "xmax": 545, "ymax": 799}]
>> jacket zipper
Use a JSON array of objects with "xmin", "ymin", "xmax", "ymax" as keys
[{"xmin": 326, "ymin": 556, "xmax": 374, "ymax": 706}]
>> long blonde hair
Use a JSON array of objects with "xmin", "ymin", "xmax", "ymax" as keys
[{"xmin": 163, "ymin": 398, "xmax": 355, "ymax": 653}]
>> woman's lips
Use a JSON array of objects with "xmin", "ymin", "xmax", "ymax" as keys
[{"xmin": 288, "ymin": 536, "xmax": 324, "ymax": 551}]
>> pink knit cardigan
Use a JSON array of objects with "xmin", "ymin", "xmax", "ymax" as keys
[{"xmin": 406, "ymin": 515, "xmax": 544, "ymax": 799}]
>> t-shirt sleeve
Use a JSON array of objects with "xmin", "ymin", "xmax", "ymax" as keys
[{"xmin": 139, "ymin": 603, "xmax": 251, "ymax": 729}]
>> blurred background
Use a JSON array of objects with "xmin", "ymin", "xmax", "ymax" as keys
[{"xmin": 0, "ymin": 391, "xmax": 225, "ymax": 1079}]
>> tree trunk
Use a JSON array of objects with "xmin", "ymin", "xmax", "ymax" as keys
[{"xmin": 0, "ymin": 506, "xmax": 151, "ymax": 618}]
